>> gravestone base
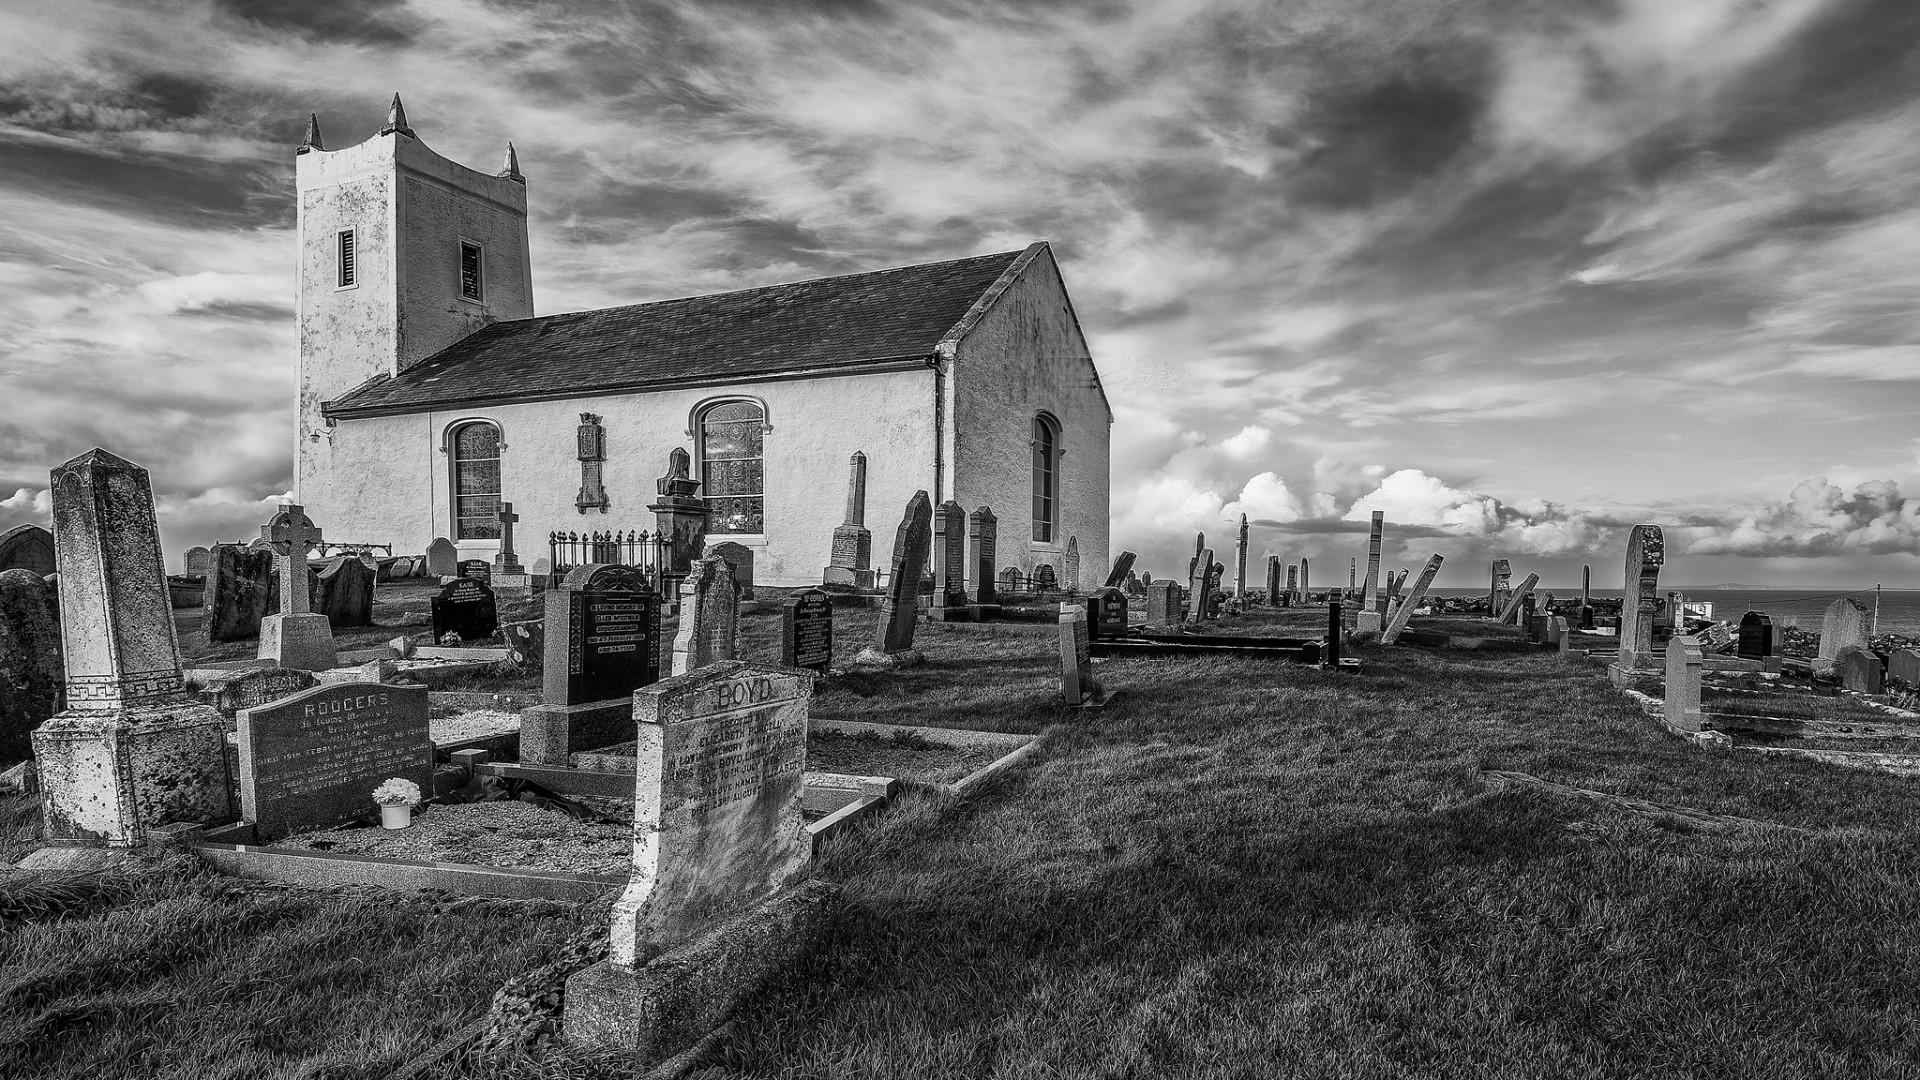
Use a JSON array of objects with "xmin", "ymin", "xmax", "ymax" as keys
[
  {"xmin": 966, "ymin": 604, "xmax": 1003, "ymax": 622},
  {"xmin": 1067, "ymin": 687, "xmax": 1117, "ymax": 710},
  {"xmin": 927, "ymin": 606, "xmax": 972, "ymax": 622},
  {"xmin": 259, "ymin": 612, "xmax": 337, "ymax": 671},
  {"xmin": 518, "ymin": 699, "xmax": 633, "ymax": 767},
  {"xmin": 492, "ymin": 572, "xmax": 532, "ymax": 590},
  {"xmin": 1606, "ymin": 663, "xmax": 1659, "ymax": 689},
  {"xmin": 850, "ymin": 647, "xmax": 922, "ymax": 671},
  {"xmin": 564, "ymin": 880, "xmax": 841, "ymax": 1057},
  {"xmin": 32, "ymin": 702, "xmax": 235, "ymax": 846},
  {"xmin": 1354, "ymin": 612, "xmax": 1383, "ymax": 635},
  {"xmin": 821, "ymin": 567, "xmax": 876, "ymax": 590}
]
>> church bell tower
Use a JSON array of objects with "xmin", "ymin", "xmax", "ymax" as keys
[{"xmin": 293, "ymin": 94, "xmax": 533, "ymax": 496}]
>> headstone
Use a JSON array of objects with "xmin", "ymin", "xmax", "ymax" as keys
[
  {"xmin": 1324, "ymin": 601, "xmax": 1342, "ymax": 667},
  {"xmin": 492, "ymin": 501, "xmax": 524, "ymax": 575},
  {"xmin": 1088, "ymin": 586, "xmax": 1128, "ymax": 640},
  {"xmin": 1059, "ymin": 606, "xmax": 1103, "ymax": 706},
  {"xmin": 236, "ymin": 682, "xmax": 432, "ymax": 840},
  {"xmin": 1104, "ymin": 550, "xmax": 1137, "ymax": 590},
  {"xmin": 520, "ymin": 564, "xmax": 661, "ymax": 766},
  {"xmin": 999, "ymin": 566, "xmax": 1022, "ymax": 594},
  {"xmin": 31, "ymin": 448, "xmax": 232, "ymax": 844},
  {"xmin": 1887, "ymin": 648, "xmax": 1920, "ymax": 688},
  {"xmin": 1034, "ymin": 564, "xmax": 1058, "ymax": 591},
  {"xmin": 1265, "ymin": 555, "xmax": 1281, "ymax": 606},
  {"xmin": 783, "ymin": 588, "xmax": 833, "ymax": 673},
  {"xmin": 1817, "ymin": 599, "xmax": 1870, "ymax": 673},
  {"xmin": 425, "ymin": 538, "xmax": 458, "ymax": 577},
  {"xmin": 531, "ymin": 556, "xmax": 552, "ymax": 587},
  {"xmin": 1497, "ymin": 573, "xmax": 1539, "ymax": 625},
  {"xmin": 1206, "ymin": 563, "xmax": 1225, "ymax": 619},
  {"xmin": 209, "ymin": 667, "xmax": 319, "ymax": 718},
  {"xmin": 204, "ymin": 543, "xmax": 273, "ymax": 642},
  {"xmin": 1299, "ymin": 558, "xmax": 1310, "ymax": 603},
  {"xmin": 1664, "ymin": 634, "xmax": 1704, "ymax": 732},
  {"xmin": 969, "ymin": 506, "xmax": 999, "ymax": 606},
  {"xmin": 823, "ymin": 451, "xmax": 874, "ymax": 589},
  {"xmin": 460, "ymin": 559, "xmax": 492, "ymax": 583},
  {"xmin": 0, "ymin": 523, "xmax": 55, "ymax": 576},
  {"xmin": 706, "ymin": 541, "xmax": 756, "ymax": 601},
  {"xmin": 1356, "ymin": 511, "xmax": 1384, "ymax": 633},
  {"xmin": 182, "ymin": 546, "xmax": 211, "ymax": 576},
  {"xmin": 1145, "ymin": 580, "xmax": 1180, "ymax": 628},
  {"xmin": 931, "ymin": 501, "xmax": 966, "ymax": 611},
  {"xmin": 876, "ymin": 492, "xmax": 932, "ymax": 656},
  {"xmin": 649, "ymin": 447, "xmax": 710, "ymax": 607},
  {"xmin": 608, "ymin": 661, "xmax": 810, "ymax": 965},
  {"xmin": 1736, "ymin": 611, "xmax": 1773, "ymax": 662},
  {"xmin": 1064, "ymin": 535, "xmax": 1080, "ymax": 592},
  {"xmin": 257, "ymin": 504, "xmax": 336, "ymax": 671},
  {"xmin": 1380, "ymin": 554, "xmax": 1444, "ymax": 646},
  {"xmin": 0, "ymin": 568, "xmax": 63, "ymax": 764},
  {"xmin": 1580, "ymin": 564, "xmax": 1591, "ymax": 611},
  {"xmin": 1489, "ymin": 558, "xmax": 1511, "ymax": 613},
  {"xmin": 670, "ymin": 556, "xmax": 739, "ymax": 676},
  {"xmin": 431, "ymin": 576, "xmax": 499, "ymax": 642},
  {"xmin": 313, "ymin": 555, "xmax": 375, "ymax": 628},
  {"xmin": 1124, "ymin": 570, "xmax": 1143, "ymax": 596},
  {"xmin": 1184, "ymin": 548, "xmax": 1214, "ymax": 625},
  {"xmin": 1551, "ymin": 616, "xmax": 1572, "ymax": 654},
  {"xmin": 1285, "ymin": 564, "xmax": 1299, "ymax": 606},
  {"xmin": 1833, "ymin": 645, "xmax": 1884, "ymax": 694},
  {"xmin": 1234, "ymin": 515, "xmax": 1249, "ymax": 602},
  {"xmin": 1617, "ymin": 525, "xmax": 1664, "ymax": 671}
]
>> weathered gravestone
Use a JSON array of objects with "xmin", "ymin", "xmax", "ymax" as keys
[
  {"xmin": 968, "ymin": 506, "xmax": 998, "ymax": 607},
  {"xmin": 1380, "ymin": 553, "xmax": 1444, "ymax": 646},
  {"xmin": 706, "ymin": 541, "xmax": 756, "ymax": 601},
  {"xmin": 671, "ymin": 556, "xmax": 739, "ymax": 676},
  {"xmin": 1817, "ymin": 599, "xmax": 1870, "ymax": 675},
  {"xmin": 1184, "ymin": 549, "xmax": 1214, "ymax": 626},
  {"xmin": 1145, "ymin": 580, "xmax": 1180, "ymax": 628},
  {"xmin": 565, "ymin": 662, "xmax": 835, "ymax": 1056},
  {"xmin": 1498, "ymin": 573, "xmax": 1540, "ymax": 625},
  {"xmin": 1887, "ymin": 648, "xmax": 1920, "ymax": 688},
  {"xmin": 1265, "ymin": 555, "xmax": 1281, "ymax": 606},
  {"xmin": 313, "ymin": 555, "xmax": 375, "ymax": 628},
  {"xmin": 1551, "ymin": 616, "xmax": 1573, "ymax": 654},
  {"xmin": 236, "ymin": 682, "xmax": 432, "ymax": 840},
  {"xmin": 1064, "ymin": 535, "xmax": 1080, "ymax": 592},
  {"xmin": 870, "ymin": 491, "xmax": 931, "ymax": 661},
  {"xmin": 182, "ymin": 546, "xmax": 211, "ymax": 576},
  {"xmin": 650, "ymin": 448, "xmax": 711, "ymax": 609},
  {"xmin": 823, "ymin": 451, "xmax": 875, "ymax": 589},
  {"xmin": 0, "ymin": 569, "xmax": 63, "ymax": 765},
  {"xmin": 1664, "ymin": 634, "xmax": 1705, "ymax": 733},
  {"xmin": 258, "ymin": 505, "xmax": 336, "ymax": 672},
  {"xmin": 1615, "ymin": 525, "xmax": 1664, "ymax": 672},
  {"xmin": 204, "ymin": 543, "xmax": 274, "ymax": 642},
  {"xmin": 208, "ymin": 667, "xmax": 319, "ymax": 718},
  {"xmin": 931, "ymin": 500, "xmax": 966, "ymax": 615},
  {"xmin": 1105, "ymin": 550, "xmax": 1137, "ymax": 590},
  {"xmin": 460, "ymin": 559, "xmax": 492, "ymax": 584},
  {"xmin": 1285, "ymin": 564, "xmax": 1299, "ymax": 606},
  {"xmin": 1356, "ymin": 511, "xmax": 1385, "ymax": 634},
  {"xmin": 1489, "ymin": 559, "xmax": 1512, "ymax": 614},
  {"xmin": 521, "ymin": 564, "xmax": 661, "ymax": 766},
  {"xmin": 1833, "ymin": 645, "xmax": 1884, "ymax": 694},
  {"xmin": 0, "ymin": 523, "xmax": 55, "ymax": 576},
  {"xmin": 1234, "ymin": 516, "xmax": 1249, "ymax": 602},
  {"xmin": 1737, "ymin": 611, "xmax": 1774, "ymax": 662},
  {"xmin": 783, "ymin": 588, "xmax": 833, "ymax": 673},
  {"xmin": 431, "ymin": 576, "xmax": 499, "ymax": 642},
  {"xmin": 31, "ymin": 449, "xmax": 232, "ymax": 844},
  {"xmin": 1035, "ymin": 564, "xmax": 1058, "ymax": 591},
  {"xmin": 1059, "ymin": 605, "xmax": 1105, "ymax": 707},
  {"xmin": 425, "ymin": 538, "xmax": 458, "ymax": 577}
]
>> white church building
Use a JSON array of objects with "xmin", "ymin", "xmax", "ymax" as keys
[{"xmin": 295, "ymin": 98, "xmax": 1111, "ymax": 588}]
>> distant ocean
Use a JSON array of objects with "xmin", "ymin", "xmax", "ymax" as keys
[{"xmin": 1427, "ymin": 588, "xmax": 1920, "ymax": 638}]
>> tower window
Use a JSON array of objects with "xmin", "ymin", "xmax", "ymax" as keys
[
  {"xmin": 1031, "ymin": 413, "xmax": 1060, "ymax": 544},
  {"xmin": 449, "ymin": 421, "xmax": 502, "ymax": 540},
  {"xmin": 337, "ymin": 230, "xmax": 356, "ymax": 288},
  {"xmin": 460, "ymin": 241, "xmax": 484, "ymax": 302},
  {"xmin": 697, "ymin": 399, "xmax": 766, "ymax": 535}
]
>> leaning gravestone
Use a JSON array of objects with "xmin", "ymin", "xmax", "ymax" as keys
[
  {"xmin": 784, "ymin": 588, "xmax": 833, "ymax": 673},
  {"xmin": 1058, "ymin": 605, "xmax": 1099, "ymax": 705},
  {"xmin": 0, "ymin": 568, "xmax": 63, "ymax": 765},
  {"xmin": 1833, "ymin": 645, "xmax": 1884, "ymax": 695},
  {"xmin": 1887, "ymin": 648, "xmax": 1920, "ymax": 689},
  {"xmin": 1664, "ymin": 635, "xmax": 1705, "ymax": 733},
  {"xmin": 1380, "ymin": 553, "xmax": 1444, "ymax": 646},
  {"xmin": 1615, "ymin": 525, "xmax": 1664, "ymax": 672},
  {"xmin": 1104, "ymin": 550, "xmax": 1137, "ymax": 590},
  {"xmin": 1184, "ymin": 549, "xmax": 1213, "ymax": 626},
  {"xmin": 204, "ymin": 543, "xmax": 274, "ymax": 642},
  {"xmin": 874, "ymin": 491, "xmax": 932, "ymax": 659},
  {"xmin": 313, "ymin": 555, "xmax": 376, "ymax": 628},
  {"xmin": 1817, "ymin": 599, "xmax": 1870, "ymax": 674},
  {"xmin": 670, "ymin": 556, "xmax": 739, "ymax": 676},
  {"xmin": 431, "ymin": 576, "xmax": 499, "ymax": 642},
  {"xmin": 236, "ymin": 682, "xmax": 432, "ymax": 840},
  {"xmin": 520, "ymin": 564, "xmax": 661, "ymax": 766},
  {"xmin": 0, "ymin": 524, "xmax": 55, "ymax": 576},
  {"xmin": 1356, "ymin": 511, "xmax": 1384, "ymax": 633},
  {"xmin": 706, "ymin": 541, "xmax": 756, "ymax": 601},
  {"xmin": 425, "ymin": 538, "xmax": 458, "ymax": 577}
]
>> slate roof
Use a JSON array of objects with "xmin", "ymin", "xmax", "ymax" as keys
[{"xmin": 323, "ymin": 246, "xmax": 1035, "ymax": 416}]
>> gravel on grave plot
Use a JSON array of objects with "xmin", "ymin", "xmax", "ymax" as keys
[
  {"xmin": 429, "ymin": 707, "xmax": 520, "ymax": 745},
  {"xmin": 280, "ymin": 801, "xmax": 630, "ymax": 875}
]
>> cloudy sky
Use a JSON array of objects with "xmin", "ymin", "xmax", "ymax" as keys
[{"xmin": 2, "ymin": 0, "xmax": 1918, "ymax": 588}]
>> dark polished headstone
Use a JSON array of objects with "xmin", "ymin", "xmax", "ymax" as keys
[{"xmin": 431, "ymin": 577, "xmax": 498, "ymax": 642}]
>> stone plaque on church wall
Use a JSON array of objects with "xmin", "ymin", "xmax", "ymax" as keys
[
  {"xmin": 237, "ymin": 683, "xmax": 431, "ymax": 840},
  {"xmin": 610, "ymin": 662, "xmax": 811, "ymax": 966}
]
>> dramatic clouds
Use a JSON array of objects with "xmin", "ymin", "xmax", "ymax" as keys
[{"xmin": 0, "ymin": 0, "xmax": 1916, "ymax": 583}]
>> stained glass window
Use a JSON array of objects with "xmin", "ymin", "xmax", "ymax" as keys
[
  {"xmin": 700, "ymin": 400, "xmax": 764, "ymax": 534},
  {"xmin": 451, "ymin": 421, "xmax": 501, "ymax": 540},
  {"xmin": 1032, "ymin": 414, "xmax": 1058, "ymax": 543}
]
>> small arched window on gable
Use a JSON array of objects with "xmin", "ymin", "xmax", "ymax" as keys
[
  {"xmin": 697, "ymin": 399, "xmax": 766, "ymax": 535},
  {"xmin": 1031, "ymin": 412, "xmax": 1061, "ymax": 544},
  {"xmin": 449, "ymin": 420, "xmax": 502, "ymax": 540}
]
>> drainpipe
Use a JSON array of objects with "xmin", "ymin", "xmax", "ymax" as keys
[{"xmin": 931, "ymin": 344, "xmax": 958, "ymax": 506}]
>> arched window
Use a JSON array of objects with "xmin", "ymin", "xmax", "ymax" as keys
[
  {"xmin": 698, "ymin": 399, "xmax": 765, "ymax": 535},
  {"xmin": 449, "ymin": 421, "xmax": 502, "ymax": 540},
  {"xmin": 1031, "ymin": 413, "xmax": 1060, "ymax": 543}
]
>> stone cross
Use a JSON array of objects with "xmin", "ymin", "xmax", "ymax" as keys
[
  {"xmin": 492, "ymin": 501, "xmax": 523, "ymax": 574},
  {"xmin": 258, "ymin": 504, "xmax": 336, "ymax": 671},
  {"xmin": 877, "ymin": 491, "xmax": 932, "ymax": 655},
  {"xmin": 1664, "ymin": 634, "xmax": 1704, "ymax": 732},
  {"xmin": 262, "ymin": 504, "xmax": 323, "ymax": 615},
  {"xmin": 1380, "ymin": 553, "xmax": 1443, "ymax": 646},
  {"xmin": 1617, "ymin": 525, "xmax": 1665, "ymax": 671},
  {"xmin": 1234, "ymin": 515, "xmax": 1249, "ymax": 601},
  {"xmin": 1184, "ymin": 548, "xmax": 1213, "ymax": 625},
  {"xmin": 1356, "ymin": 511, "xmax": 1384, "ymax": 633}
]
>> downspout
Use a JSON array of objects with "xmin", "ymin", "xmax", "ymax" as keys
[{"xmin": 931, "ymin": 343, "xmax": 958, "ymax": 506}]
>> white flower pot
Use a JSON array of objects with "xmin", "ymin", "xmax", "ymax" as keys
[{"xmin": 380, "ymin": 804, "xmax": 413, "ymax": 830}]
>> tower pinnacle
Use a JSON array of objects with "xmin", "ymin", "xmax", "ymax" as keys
[
  {"xmin": 500, "ymin": 141, "xmax": 523, "ymax": 183},
  {"xmin": 297, "ymin": 113, "xmax": 324, "ymax": 154},
  {"xmin": 380, "ymin": 93, "xmax": 414, "ymax": 138}
]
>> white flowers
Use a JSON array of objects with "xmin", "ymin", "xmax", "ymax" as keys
[{"xmin": 372, "ymin": 778, "xmax": 422, "ymax": 807}]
